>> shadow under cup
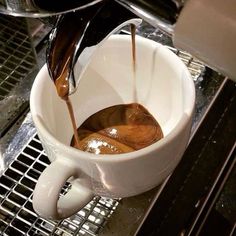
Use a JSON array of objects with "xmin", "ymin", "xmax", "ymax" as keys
[{"xmin": 31, "ymin": 35, "xmax": 195, "ymax": 200}]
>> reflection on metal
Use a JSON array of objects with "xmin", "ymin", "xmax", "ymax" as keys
[
  {"xmin": 0, "ymin": 15, "xmax": 37, "ymax": 138},
  {"xmin": 0, "ymin": 15, "xmax": 37, "ymax": 100}
]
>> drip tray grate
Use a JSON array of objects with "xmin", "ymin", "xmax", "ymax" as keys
[
  {"xmin": 0, "ymin": 15, "xmax": 38, "ymax": 137},
  {"xmin": 0, "ymin": 134, "xmax": 119, "ymax": 236},
  {"xmin": 0, "ymin": 15, "xmax": 37, "ymax": 100}
]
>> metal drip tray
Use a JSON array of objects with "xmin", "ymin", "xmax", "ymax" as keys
[
  {"xmin": 0, "ymin": 15, "xmax": 38, "ymax": 138},
  {"xmin": 0, "ymin": 134, "xmax": 119, "ymax": 236},
  {"xmin": 0, "ymin": 15, "xmax": 36, "ymax": 100},
  {"xmin": 0, "ymin": 19, "xmax": 226, "ymax": 236}
]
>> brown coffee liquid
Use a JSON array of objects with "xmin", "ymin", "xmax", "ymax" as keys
[{"xmin": 71, "ymin": 103, "xmax": 163, "ymax": 154}]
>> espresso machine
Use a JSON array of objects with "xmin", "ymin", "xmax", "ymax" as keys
[{"xmin": 0, "ymin": 0, "xmax": 235, "ymax": 235}]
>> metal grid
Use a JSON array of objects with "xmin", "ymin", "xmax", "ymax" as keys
[
  {"xmin": 0, "ymin": 15, "xmax": 37, "ymax": 100},
  {"xmin": 0, "ymin": 15, "xmax": 38, "ymax": 137},
  {"xmin": 0, "ymin": 134, "xmax": 119, "ymax": 236},
  {"xmin": 166, "ymin": 46, "xmax": 205, "ymax": 81}
]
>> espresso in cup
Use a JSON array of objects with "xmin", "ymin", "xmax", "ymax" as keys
[{"xmin": 71, "ymin": 103, "xmax": 163, "ymax": 154}]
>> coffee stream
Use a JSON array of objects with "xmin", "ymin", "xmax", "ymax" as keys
[
  {"xmin": 53, "ymin": 24, "xmax": 163, "ymax": 155},
  {"xmin": 131, "ymin": 24, "xmax": 137, "ymax": 103},
  {"xmin": 54, "ymin": 62, "xmax": 80, "ymax": 147}
]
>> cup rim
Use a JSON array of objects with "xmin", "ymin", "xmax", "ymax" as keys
[{"xmin": 30, "ymin": 35, "xmax": 195, "ymax": 163}]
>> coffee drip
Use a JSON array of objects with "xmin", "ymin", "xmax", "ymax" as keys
[
  {"xmin": 47, "ymin": 2, "xmax": 163, "ymax": 154},
  {"xmin": 131, "ymin": 24, "xmax": 137, "ymax": 103}
]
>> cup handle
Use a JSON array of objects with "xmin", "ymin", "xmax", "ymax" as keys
[{"xmin": 32, "ymin": 159, "xmax": 94, "ymax": 220}]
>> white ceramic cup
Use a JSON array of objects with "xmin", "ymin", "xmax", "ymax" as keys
[{"xmin": 30, "ymin": 35, "xmax": 195, "ymax": 220}]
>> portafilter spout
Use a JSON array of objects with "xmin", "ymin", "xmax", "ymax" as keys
[{"xmin": 47, "ymin": 0, "xmax": 141, "ymax": 97}]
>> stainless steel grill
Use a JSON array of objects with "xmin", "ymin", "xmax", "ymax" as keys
[
  {"xmin": 167, "ymin": 47, "xmax": 205, "ymax": 81},
  {"xmin": 0, "ymin": 15, "xmax": 37, "ymax": 100},
  {"xmin": 0, "ymin": 15, "xmax": 38, "ymax": 138}
]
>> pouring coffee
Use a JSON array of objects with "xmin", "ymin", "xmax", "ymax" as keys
[{"xmin": 46, "ymin": 0, "xmax": 163, "ymax": 154}]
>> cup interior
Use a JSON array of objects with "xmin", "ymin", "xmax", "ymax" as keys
[{"xmin": 31, "ymin": 35, "xmax": 194, "ymax": 151}]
